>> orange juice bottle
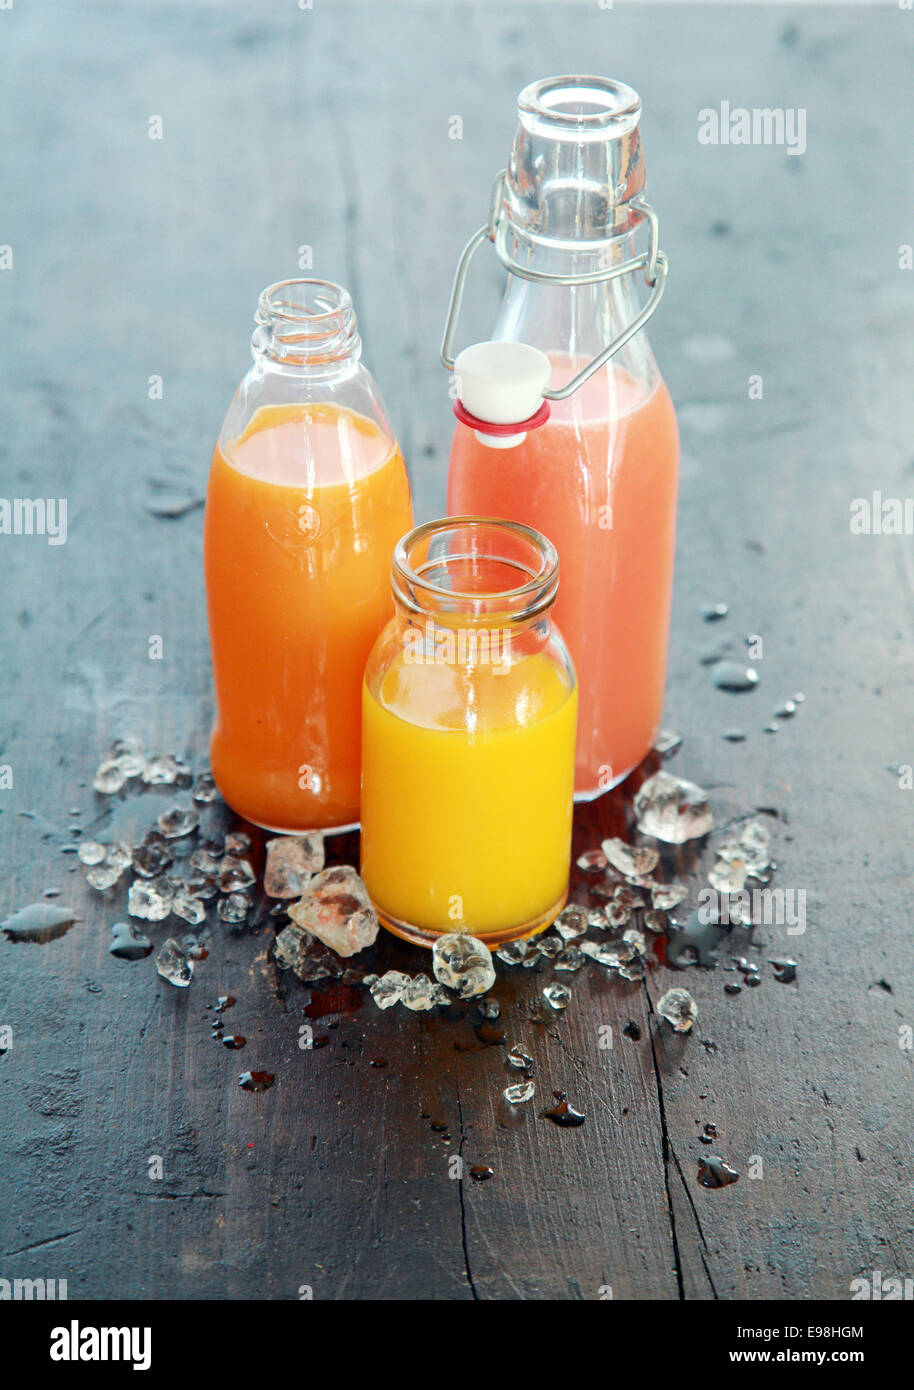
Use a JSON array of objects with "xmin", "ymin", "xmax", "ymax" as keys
[
  {"xmin": 443, "ymin": 77, "xmax": 680, "ymax": 798},
  {"xmin": 361, "ymin": 519, "xmax": 576, "ymax": 946},
  {"xmin": 204, "ymin": 279, "xmax": 413, "ymax": 832}
]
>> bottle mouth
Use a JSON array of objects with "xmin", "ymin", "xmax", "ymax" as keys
[
  {"xmin": 392, "ymin": 517, "xmax": 559, "ymax": 622},
  {"xmin": 253, "ymin": 278, "xmax": 360, "ymax": 365},
  {"xmin": 518, "ymin": 75, "xmax": 641, "ymax": 140}
]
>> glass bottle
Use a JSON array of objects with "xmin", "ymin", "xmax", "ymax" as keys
[
  {"xmin": 445, "ymin": 76, "xmax": 680, "ymax": 797},
  {"xmin": 204, "ymin": 279, "xmax": 413, "ymax": 832},
  {"xmin": 361, "ymin": 517, "xmax": 577, "ymax": 947}
]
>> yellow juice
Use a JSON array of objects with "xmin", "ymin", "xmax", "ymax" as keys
[{"xmin": 360, "ymin": 650, "xmax": 577, "ymax": 944}]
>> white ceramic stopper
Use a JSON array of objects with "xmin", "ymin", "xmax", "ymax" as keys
[{"xmin": 454, "ymin": 341, "xmax": 551, "ymax": 447}]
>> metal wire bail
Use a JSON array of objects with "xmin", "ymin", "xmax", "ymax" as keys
[{"xmin": 441, "ymin": 170, "xmax": 669, "ymax": 404}]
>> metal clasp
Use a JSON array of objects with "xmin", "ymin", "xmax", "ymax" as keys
[{"xmin": 440, "ymin": 171, "xmax": 668, "ymax": 404}]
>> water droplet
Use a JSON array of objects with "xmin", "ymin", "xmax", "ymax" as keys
[
  {"xmin": 239, "ymin": 1070, "xmax": 275, "ymax": 1092},
  {"xmin": 2, "ymin": 903, "xmax": 78, "ymax": 943},
  {"xmin": 712, "ymin": 661, "xmax": 759, "ymax": 693},
  {"xmin": 697, "ymin": 1156, "xmax": 739, "ymax": 1188},
  {"xmin": 469, "ymin": 1165, "xmax": 494, "ymax": 1182},
  {"xmin": 541, "ymin": 1092, "xmax": 586, "ymax": 1128},
  {"xmin": 701, "ymin": 602, "xmax": 729, "ymax": 621},
  {"xmin": 109, "ymin": 921, "xmax": 153, "ymax": 961}
]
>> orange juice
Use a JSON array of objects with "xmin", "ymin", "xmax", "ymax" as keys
[
  {"xmin": 449, "ymin": 361, "xmax": 679, "ymax": 793},
  {"xmin": 204, "ymin": 402, "xmax": 413, "ymax": 830},
  {"xmin": 361, "ymin": 645, "xmax": 577, "ymax": 944}
]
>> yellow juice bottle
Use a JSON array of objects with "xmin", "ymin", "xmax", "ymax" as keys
[{"xmin": 360, "ymin": 518, "xmax": 577, "ymax": 947}]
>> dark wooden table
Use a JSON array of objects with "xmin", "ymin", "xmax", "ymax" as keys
[{"xmin": 2, "ymin": 1, "xmax": 912, "ymax": 1301}]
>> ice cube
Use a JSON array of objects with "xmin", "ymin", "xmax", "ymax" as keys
[
  {"xmin": 580, "ymin": 940, "xmax": 627, "ymax": 969},
  {"xmin": 189, "ymin": 848, "xmax": 221, "ymax": 875},
  {"xmin": 157, "ymin": 806, "xmax": 200, "ymax": 839},
  {"xmin": 542, "ymin": 982, "xmax": 570, "ymax": 1010},
  {"xmin": 368, "ymin": 970, "xmax": 411, "ymax": 1010},
  {"xmin": 172, "ymin": 893, "xmax": 206, "ymax": 926},
  {"xmin": 109, "ymin": 738, "xmax": 146, "ymax": 778},
  {"xmin": 431, "ymin": 933, "xmax": 496, "ymax": 998},
  {"xmin": 86, "ymin": 864, "xmax": 122, "ymax": 892},
  {"xmin": 657, "ymin": 987, "xmax": 698, "ymax": 1034},
  {"xmin": 504, "ymin": 1080, "xmax": 535, "ymax": 1104},
  {"xmin": 93, "ymin": 759, "xmax": 126, "ymax": 795},
  {"xmin": 576, "ymin": 848, "xmax": 608, "ymax": 874},
  {"xmin": 264, "ymin": 832, "xmax": 325, "ymax": 899},
  {"xmin": 219, "ymin": 857, "xmax": 255, "ymax": 892},
  {"xmin": 155, "ymin": 937, "xmax": 194, "ymax": 987},
  {"xmin": 555, "ymin": 944, "xmax": 586, "ymax": 972},
  {"xmin": 106, "ymin": 842, "xmax": 133, "ymax": 877},
  {"xmin": 132, "ymin": 835, "xmax": 173, "ymax": 879},
  {"xmin": 143, "ymin": 754, "xmax": 189, "ymax": 787},
  {"xmin": 273, "ymin": 922, "xmax": 343, "ymax": 983},
  {"xmin": 192, "ymin": 771, "xmax": 218, "ymax": 804},
  {"xmin": 287, "ymin": 866, "xmax": 378, "ymax": 957},
  {"xmin": 634, "ymin": 771, "xmax": 713, "ymax": 844},
  {"xmin": 128, "ymin": 876, "xmax": 173, "ymax": 921},
  {"xmin": 653, "ymin": 728, "xmax": 683, "ymax": 756},
  {"xmin": 224, "ymin": 831, "xmax": 252, "ymax": 857},
  {"xmin": 495, "ymin": 939, "xmax": 528, "ymax": 965},
  {"xmin": 401, "ymin": 973, "xmax": 448, "ymax": 1011},
  {"xmin": 651, "ymin": 879, "xmax": 688, "ymax": 912},
  {"xmin": 555, "ymin": 904, "xmax": 588, "ymax": 940},
  {"xmin": 218, "ymin": 893, "xmax": 251, "ymax": 923},
  {"xmin": 78, "ymin": 841, "xmax": 107, "ymax": 866},
  {"xmin": 602, "ymin": 837, "xmax": 660, "ymax": 878}
]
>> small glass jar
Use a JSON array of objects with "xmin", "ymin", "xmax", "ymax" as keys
[{"xmin": 360, "ymin": 517, "xmax": 577, "ymax": 947}]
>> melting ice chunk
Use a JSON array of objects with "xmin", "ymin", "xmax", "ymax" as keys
[
  {"xmin": 634, "ymin": 771, "xmax": 713, "ymax": 844},
  {"xmin": 601, "ymin": 837, "xmax": 660, "ymax": 878},
  {"xmin": 128, "ymin": 876, "xmax": 173, "ymax": 921},
  {"xmin": 287, "ymin": 866, "xmax": 378, "ymax": 957},
  {"xmin": 157, "ymin": 806, "xmax": 200, "ymax": 839},
  {"xmin": 432, "ymin": 933, "xmax": 496, "ymax": 999},
  {"xmin": 657, "ymin": 987, "xmax": 698, "ymax": 1034},
  {"xmin": 156, "ymin": 938, "xmax": 194, "ymax": 987},
  {"xmin": 368, "ymin": 970, "xmax": 411, "ymax": 1009},
  {"xmin": 264, "ymin": 833, "xmax": 325, "ymax": 899},
  {"xmin": 504, "ymin": 1080, "xmax": 535, "ymax": 1104}
]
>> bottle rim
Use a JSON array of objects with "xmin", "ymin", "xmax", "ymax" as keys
[
  {"xmin": 252, "ymin": 279, "xmax": 360, "ymax": 366},
  {"xmin": 392, "ymin": 516, "xmax": 559, "ymax": 621},
  {"xmin": 517, "ymin": 75, "xmax": 641, "ymax": 138}
]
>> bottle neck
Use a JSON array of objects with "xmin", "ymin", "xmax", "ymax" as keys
[
  {"xmin": 251, "ymin": 279, "xmax": 362, "ymax": 379},
  {"xmin": 392, "ymin": 518, "xmax": 559, "ymax": 630},
  {"xmin": 492, "ymin": 232, "xmax": 656, "ymax": 388}
]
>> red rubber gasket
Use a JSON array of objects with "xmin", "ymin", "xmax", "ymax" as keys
[{"xmin": 453, "ymin": 398, "xmax": 551, "ymax": 434}]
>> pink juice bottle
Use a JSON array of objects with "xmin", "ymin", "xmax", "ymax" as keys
[{"xmin": 444, "ymin": 76, "xmax": 680, "ymax": 797}]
